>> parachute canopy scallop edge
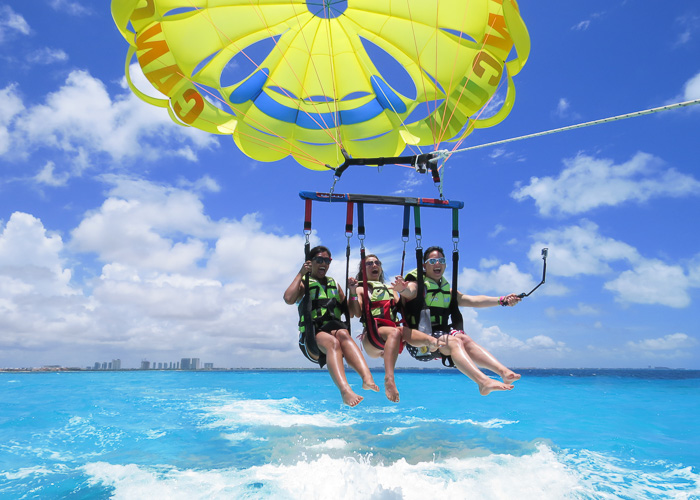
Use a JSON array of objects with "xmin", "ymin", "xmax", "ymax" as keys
[{"xmin": 112, "ymin": 0, "xmax": 530, "ymax": 170}]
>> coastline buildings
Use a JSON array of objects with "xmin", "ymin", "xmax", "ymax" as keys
[{"xmin": 90, "ymin": 357, "xmax": 212, "ymax": 370}]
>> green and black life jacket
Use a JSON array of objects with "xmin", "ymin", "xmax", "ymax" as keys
[
  {"xmin": 403, "ymin": 269, "xmax": 452, "ymax": 331},
  {"xmin": 298, "ymin": 276, "xmax": 344, "ymax": 334}
]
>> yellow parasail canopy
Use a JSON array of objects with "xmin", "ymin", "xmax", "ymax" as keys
[{"xmin": 111, "ymin": 0, "xmax": 529, "ymax": 170}]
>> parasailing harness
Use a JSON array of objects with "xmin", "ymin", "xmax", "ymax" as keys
[{"xmin": 297, "ymin": 191, "xmax": 548, "ymax": 368}]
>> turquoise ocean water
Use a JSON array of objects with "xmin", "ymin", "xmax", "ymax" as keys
[{"xmin": 1, "ymin": 369, "xmax": 699, "ymax": 499}]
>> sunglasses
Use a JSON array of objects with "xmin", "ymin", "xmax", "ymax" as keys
[
  {"xmin": 312, "ymin": 256, "xmax": 332, "ymax": 265},
  {"xmin": 365, "ymin": 260, "xmax": 382, "ymax": 267},
  {"xmin": 425, "ymin": 257, "xmax": 446, "ymax": 265}
]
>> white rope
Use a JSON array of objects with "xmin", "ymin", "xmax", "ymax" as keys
[{"xmin": 443, "ymin": 98, "xmax": 700, "ymax": 156}]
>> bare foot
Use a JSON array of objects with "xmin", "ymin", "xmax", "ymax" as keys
[
  {"xmin": 502, "ymin": 370, "xmax": 521, "ymax": 384},
  {"xmin": 362, "ymin": 379, "xmax": 380, "ymax": 392},
  {"xmin": 384, "ymin": 378, "xmax": 400, "ymax": 403},
  {"xmin": 341, "ymin": 388, "xmax": 364, "ymax": 407},
  {"xmin": 478, "ymin": 378, "xmax": 514, "ymax": 396}
]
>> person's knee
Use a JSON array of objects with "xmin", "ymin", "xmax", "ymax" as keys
[
  {"xmin": 387, "ymin": 328, "xmax": 402, "ymax": 341},
  {"xmin": 335, "ymin": 329, "xmax": 352, "ymax": 341},
  {"xmin": 317, "ymin": 332, "xmax": 341, "ymax": 352}
]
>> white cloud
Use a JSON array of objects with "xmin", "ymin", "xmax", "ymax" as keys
[
  {"xmin": 532, "ymin": 222, "xmax": 700, "ymax": 306},
  {"xmin": 572, "ymin": 20, "xmax": 590, "ymax": 31},
  {"xmin": 3, "ymin": 70, "xmax": 218, "ymax": 181},
  {"xmin": 674, "ymin": 14, "xmax": 700, "ymax": 46},
  {"xmin": 0, "ymin": 84, "xmax": 25, "ymax": 155},
  {"xmin": 604, "ymin": 260, "xmax": 692, "ymax": 308},
  {"xmin": 0, "ymin": 6, "xmax": 30, "ymax": 42},
  {"xmin": 530, "ymin": 220, "xmax": 639, "ymax": 277},
  {"xmin": 525, "ymin": 335, "xmax": 569, "ymax": 351},
  {"xmin": 27, "ymin": 47, "xmax": 69, "ymax": 65},
  {"xmin": 0, "ymin": 176, "xmax": 308, "ymax": 368},
  {"xmin": 0, "ymin": 212, "xmax": 74, "ymax": 299},
  {"xmin": 545, "ymin": 303, "xmax": 600, "ymax": 318},
  {"xmin": 512, "ymin": 152, "xmax": 700, "ymax": 216},
  {"xmin": 35, "ymin": 161, "xmax": 70, "ymax": 187},
  {"xmin": 682, "ymin": 71, "xmax": 700, "ymax": 101},
  {"xmin": 459, "ymin": 261, "xmax": 536, "ymax": 295},
  {"xmin": 627, "ymin": 333, "xmax": 697, "ymax": 351},
  {"xmin": 553, "ymin": 98, "xmax": 580, "ymax": 120},
  {"xmin": 48, "ymin": 0, "xmax": 91, "ymax": 16}
]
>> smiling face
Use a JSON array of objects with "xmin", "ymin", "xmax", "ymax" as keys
[
  {"xmin": 310, "ymin": 251, "xmax": 331, "ymax": 279},
  {"xmin": 423, "ymin": 249, "xmax": 446, "ymax": 281},
  {"xmin": 364, "ymin": 256, "xmax": 384, "ymax": 282}
]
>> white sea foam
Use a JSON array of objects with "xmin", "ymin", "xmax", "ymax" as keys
[
  {"xmin": 221, "ymin": 431, "xmax": 267, "ymax": 443},
  {"xmin": 201, "ymin": 397, "xmax": 358, "ymax": 429},
  {"xmin": 83, "ymin": 443, "xmax": 700, "ymax": 500},
  {"xmin": 307, "ymin": 439, "xmax": 348, "ymax": 450},
  {"xmin": 144, "ymin": 429, "xmax": 166, "ymax": 440},
  {"xmin": 381, "ymin": 426, "xmax": 418, "ymax": 436},
  {"xmin": 2, "ymin": 466, "xmax": 54, "ymax": 480},
  {"xmin": 457, "ymin": 418, "xmax": 519, "ymax": 428}
]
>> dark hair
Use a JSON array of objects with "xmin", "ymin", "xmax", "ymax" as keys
[
  {"xmin": 355, "ymin": 254, "xmax": 385, "ymax": 283},
  {"xmin": 423, "ymin": 246, "xmax": 445, "ymax": 261},
  {"xmin": 308, "ymin": 245, "xmax": 331, "ymax": 260}
]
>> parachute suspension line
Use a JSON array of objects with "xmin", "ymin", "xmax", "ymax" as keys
[
  {"xmin": 405, "ymin": 0, "xmax": 439, "ymax": 148},
  {"xmin": 179, "ymin": 0, "xmax": 347, "ymax": 163},
  {"xmin": 450, "ymin": 98, "xmax": 700, "ymax": 155},
  {"xmin": 433, "ymin": 0, "xmax": 480, "ymax": 148},
  {"xmin": 435, "ymin": 1, "xmax": 509, "ymax": 148},
  {"xmin": 249, "ymin": 2, "xmax": 346, "ymax": 149}
]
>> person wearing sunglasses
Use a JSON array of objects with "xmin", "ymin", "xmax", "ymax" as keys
[
  {"xmin": 284, "ymin": 245, "xmax": 379, "ymax": 407},
  {"xmin": 347, "ymin": 254, "xmax": 441, "ymax": 403},
  {"xmin": 399, "ymin": 246, "xmax": 522, "ymax": 395}
]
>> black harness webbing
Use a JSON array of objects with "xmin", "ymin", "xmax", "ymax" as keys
[{"xmin": 300, "ymin": 200, "xmax": 323, "ymax": 366}]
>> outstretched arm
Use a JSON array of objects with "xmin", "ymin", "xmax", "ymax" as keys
[
  {"xmin": 455, "ymin": 292, "xmax": 521, "ymax": 308},
  {"xmin": 347, "ymin": 277, "xmax": 361, "ymax": 318},
  {"xmin": 392, "ymin": 275, "xmax": 416, "ymax": 301},
  {"xmin": 283, "ymin": 261, "xmax": 311, "ymax": 304}
]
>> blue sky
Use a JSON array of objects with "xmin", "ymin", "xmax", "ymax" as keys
[{"xmin": 0, "ymin": 0, "xmax": 699, "ymax": 370}]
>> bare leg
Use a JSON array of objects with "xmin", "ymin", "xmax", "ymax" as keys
[
  {"xmin": 440, "ymin": 336, "xmax": 513, "ymax": 396},
  {"xmin": 378, "ymin": 326, "xmax": 402, "ymax": 402},
  {"xmin": 332, "ymin": 329, "xmax": 379, "ymax": 393},
  {"xmin": 455, "ymin": 332, "xmax": 521, "ymax": 384},
  {"xmin": 402, "ymin": 327, "xmax": 440, "ymax": 351},
  {"xmin": 316, "ymin": 331, "xmax": 364, "ymax": 406}
]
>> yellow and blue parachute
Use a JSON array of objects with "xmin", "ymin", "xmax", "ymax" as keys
[{"xmin": 111, "ymin": 0, "xmax": 529, "ymax": 170}]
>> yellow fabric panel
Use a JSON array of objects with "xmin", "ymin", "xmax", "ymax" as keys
[{"xmin": 112, "ymin": 0, "xmax": 530, "ymax": 170}]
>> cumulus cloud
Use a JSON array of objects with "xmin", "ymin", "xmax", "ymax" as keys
[
  {"xmin": 459, "ymin": 260, "xmax": 536, "ymax": 295},
  {"xmin": 0, "ymin": 176, "xmax": 309, "ymax": 368},
  {"xmin": 531, "ymin": 222, "xmax": 700, "ymax": 306},
  {"xmin": 2, "ymin": 70, "xmax": 218, "ymax": 181},
  {"xmin": 604, "ymin": 260, "xmax": 692, "ymax": 308},
  {"xmin": 530, "ymin": 220, "xmax": 639, "ymax": 277},
  {"xmin": 512, "ymin": 152, "xmax": 700, "ymax": 216}
]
